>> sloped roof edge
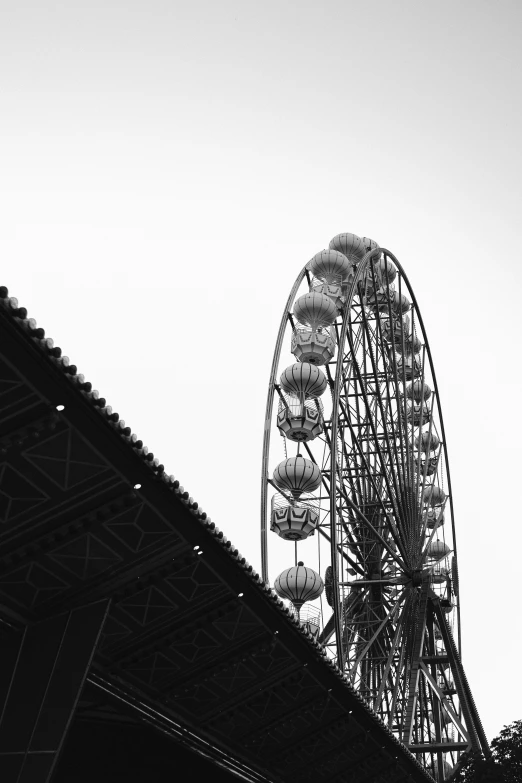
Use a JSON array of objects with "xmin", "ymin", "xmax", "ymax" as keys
[{"xmin": 0, "ymin": 287, "xmax": 434, "ymax": 782}]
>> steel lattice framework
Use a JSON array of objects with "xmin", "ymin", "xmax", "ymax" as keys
[{"xmin": 261, "ymin": 239, "xmax": 489, "ymax": 782}]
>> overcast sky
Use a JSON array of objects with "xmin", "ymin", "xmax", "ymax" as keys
[{"xmin": 1, "ymin": 0, "xmax": 521, "ymax": 741}]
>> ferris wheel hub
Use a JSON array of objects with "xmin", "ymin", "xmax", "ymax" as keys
[{"xmin": 411, "ymin": 569, "xmax": 424, "ymax": 587}]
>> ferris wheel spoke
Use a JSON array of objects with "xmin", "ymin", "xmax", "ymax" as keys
[
  {"xmin": 336, "ymin": 482, "xmax": 406, "ymax": 570},
  {"xmin": 320, "ymin": 584, "xmax": 365, "ymax": 644},
  {"xmin": 323, "ymin": 416, "xmax": 391, "ymax": 573},
  {"xmin": 336, "ymin": 398, "xmax": 406, "ymax": 556},
  {"xmin": 354, "ymin": 303, "xmax": 415, "ymax": 549},
  {"xmin": 317, "ymin": 526, "xmax": 366, "ymax": 577},
  {"xmin": 332, "ymin": 416, "xmax": 367, "ymax": 512},
  {"xmin": 387, "ymin": 620, "xmax": 409, "ymax": 728},
  {"xmin": 371, "ymin": 296, "xmax": 415, "ymax": 501},
  {"xmin": 347, "ymin": 384, "xmax": 405, "ymax": 568},
  {"xmin": 332, "ymin": 370, "xmax": 370, "ymax": 508},
  {"xmin": 373, "ymin": 593, "xmax": 411, "ymax": 713},
  {"xmin": 304, "ymin": 428, "xmax": 374, "ymax": 575},
  {"xmin": 348, "ymin": 317, "xmax": 399, "ymax": 454}
]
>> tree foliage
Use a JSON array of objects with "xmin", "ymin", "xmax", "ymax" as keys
[{"xmin": 451, "ymin": 720, "xmax": 522, "ymax": 782}]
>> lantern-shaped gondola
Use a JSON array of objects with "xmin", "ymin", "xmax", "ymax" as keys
[
  {"xmin": 310, "ymin": 281, "xmax": 345, "ymax": 309},
  {"xmin": 425, "ymin": 507, "xmax": 445, "ymax": 529},
  {"xmin": 430, "ymin": 563, "xmax": 449, "ymax": 585},
  {"xmin": 396, "ymin": 333, "xmax": 422, "ymax": 355},
  {"xmin": 422, "ymin": 484, "xmax": 446, "ymax": 507},
  {"xmin": 329, "ymin": 232, "xmax": 376, "ymax": 264},
  {"xmin": 273, "ymin": 455, "xmax": 321, "ymax": 496},
  {"xmin": 309, "ymin": 249, "xmax": 352, "ymax": 284},
  {"xmin": 293, "ymin": 292, "xmax": 337, "ymax": 330},
  {"xmin": 270, "ymin": 493, "xmax": 319, "ymax": 541},
  {"xmin": 382, "ymin": 315, "xmax": 410, "ymax": 347},
  {"xmin": 415, "ymin": 431, "xmax": 441, "ymax": 452},
  {"xmin": 291, "ymin": 327, "xmax": 335, "ymax": 366},
  {"xmin": 279, "ymin": 363, "xmax": 327, "ymax": 398},
  {"xmin": 270, "ymin": 456, "xmax": 322, "ymax": 541},
  {"xmin": 366, "ymin": 257, "xmax": 397, "ymax": 291},
  {"xmin": 292, "ymin": 292, "xmax": 337, "ymax": 366},
  {"xmin": 370, "ymin": 288, "xmax": 411, "ymax": 315},
  {"xmin": 405, "ymin": 401, "xmax": 430, "ymax": 427},
  {"xmin": 396, "ymin": 354, "xmax": 421, "ymax": 380},
  {"xmin": 277, "ymin": 363, "xmax": 327, "ymax": 442},
  {"xmin": 406, "ymin": 381, "xmax": 432, "ymax": 401},
  {"xmin": 427, "ymin": 540, "xmax": 451, "ymax": 560},
  {"xmin": 274, "ymin": 562, "xmax": 324, "ymax": 616},
  {"xmin": 422, "ymin": 456, "xmax": 439, "ymax": 476},
  {"xmin": 300, "ymin": 604, "xmax": 321, "ymax": 638}
]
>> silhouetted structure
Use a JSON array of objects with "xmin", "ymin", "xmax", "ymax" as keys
[{"xmin": 0, "ymin": 284, "xmax": 450, "ymax": 782}]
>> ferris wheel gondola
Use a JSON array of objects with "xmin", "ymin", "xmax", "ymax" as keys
[{"xmin": 260, "ymin": 232, "xmax": 489, "ymax": 781}]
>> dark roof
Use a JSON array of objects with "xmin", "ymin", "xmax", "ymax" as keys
[{"xmin": 0, "ymin": 288, "xmax": 434, "ymax": 783}]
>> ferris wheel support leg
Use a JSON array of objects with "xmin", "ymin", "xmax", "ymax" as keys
[
  {"xmin": 401, "ymin": 583, "xmax": 429, "ymax": 746},
  {"xmin": 425, "ymin": 610, "xmax": 445, "ymax": 783},
  {"xmin": 433, "ymin": 598, "xmax": 491, "ymax": 758}
]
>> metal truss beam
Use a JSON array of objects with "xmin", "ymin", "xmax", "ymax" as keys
[
  {"xmin": 401, "ymin": 584, "xmax": 429, "ymax": 745},
  {"xmin": 409, "ymin": 743, "xmax": 468, "ymax": 753},
  {"xmin": 432, "ymin": 599, "xmax": 490, "ymax": 758}
]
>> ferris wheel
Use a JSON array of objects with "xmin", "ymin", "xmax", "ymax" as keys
[{"xmin": 260, "ymin": 233, "xmax": 489, "ymax": 781}]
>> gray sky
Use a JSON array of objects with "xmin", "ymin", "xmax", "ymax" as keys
[{"xmin": 1, "ymin": 0, "xmax": 521, "ymax": 741}]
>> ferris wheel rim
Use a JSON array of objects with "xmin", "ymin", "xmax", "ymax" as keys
[{"xmin": 260, "ymin": 263, "xmax": 309, "ymax": 583}]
